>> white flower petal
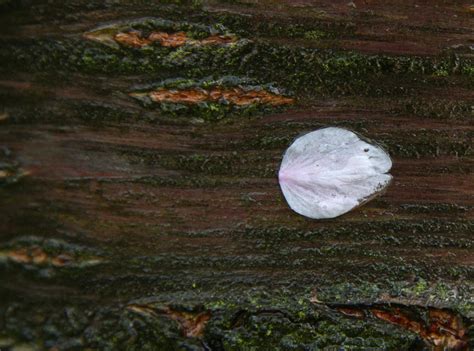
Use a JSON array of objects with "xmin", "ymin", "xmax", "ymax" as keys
[{"xmin": 278, "ymin": 127, "xmax": 392, "ymax": 219}]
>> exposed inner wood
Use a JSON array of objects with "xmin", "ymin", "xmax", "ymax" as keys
[
  {"xmin": 127, "ymin": 304, "xmax": 211, "ymax": 338},
  {"xmin": 372, "ymin": 308, "xmax": 467, "ymax": 350},
  {"xmin": 114, "ymin": 30, "xmax": 236, "ymax": 48},
  {"xmin": 330, "ymin": 303, "xmax": 469, "ymax": 350},
  {"xmin": 0, "ymin": 246, "xmax": 102, "ymax": 268},
  {"xmin": 135, "ymin": 87, "xmax": 295, "ymax": 106}
]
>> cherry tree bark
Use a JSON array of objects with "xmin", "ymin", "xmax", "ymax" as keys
[{"xmin": 0, "ymin": 1, "xmax": 472, "ymax": 350}]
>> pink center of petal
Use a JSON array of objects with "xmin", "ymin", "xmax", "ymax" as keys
[{"xmin": 279, "ymin": 168, "xmax": 299, "ymax": 184}]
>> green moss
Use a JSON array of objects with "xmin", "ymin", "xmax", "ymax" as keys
[
  {"xmin": 118, "ymin": 146, "xmax": 275, "ymax": 177},
  {"xmin": 413, "ymin": 278, "xmax": 428, "ymax": 295},
  {"xmin": 380, "ymin": 130, "xmax": 474, "ymax": 158},
  {"xmin": 243, "ymin": 220, "xmax": 474, "ymax": 248},
  {"xmin": 399, "ymin": 203, "xmax": 469, "ymax": 214},
  {"xmin": 303, "ymin": 30, "xmax": 326, "ymax": 40},
  {"xmin": 1, "ymin": 269, "xmax": 470, "ymax": 349},
  {"xmin": 242, "ymin": 125, "xmax": 473, "ymax": 158},
  {"xmin": 205, "ymin": 293, "xmax": 415, "ymax": 349},
  {"xmin": 317, "ymin": 280, "xmax": 473, "ymax": 316},
  {"xmin": 210, "ymin": 11, "xmax": 354, "ymax": 40},
  {"xmin": 1, "ymin": 28, "xmax": 472, "ymax": 98}
]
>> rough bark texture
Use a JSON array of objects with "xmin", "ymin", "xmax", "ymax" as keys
[{"xmin": 0, "ymin": 1, "xmax": 473, "ymax": 350}]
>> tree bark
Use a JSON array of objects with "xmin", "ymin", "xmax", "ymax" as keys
[{"xmin": 0, "ymin": 1, "xmax": 473, "ymax": 350}]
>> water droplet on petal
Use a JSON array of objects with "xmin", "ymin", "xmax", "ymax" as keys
[{"xmin": 278, "ymin": 127, "xmax": 392, "ymax": 219}]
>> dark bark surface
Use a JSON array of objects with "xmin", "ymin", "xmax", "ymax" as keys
[{"xmin": 0, "ymin": 1, "xmax": 473, "ymax": 350}]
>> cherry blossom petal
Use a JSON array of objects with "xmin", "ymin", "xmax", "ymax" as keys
[{"xmin": 278, "ymin": 127, "xmax": 392, "ymax": 219}]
